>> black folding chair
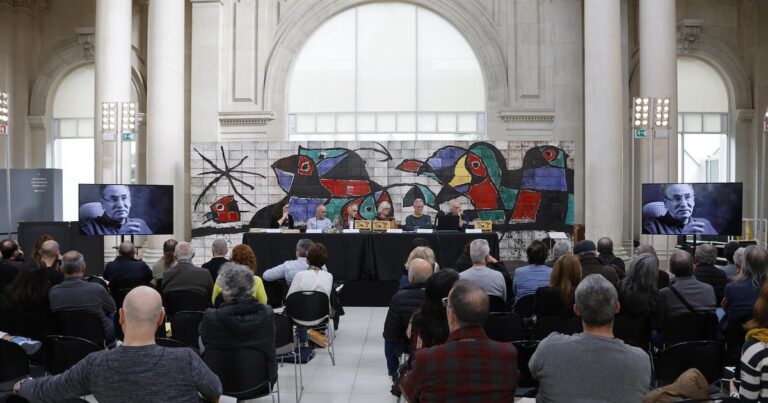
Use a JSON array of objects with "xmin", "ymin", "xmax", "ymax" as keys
[
  {"xmin": 614, "ymin": 314, "xmax": 651, "ymax": 349},
  {"xmin": 44, "ymin": 335, "xmax": 102, "ymax": 375},
  {"xmin": 0, "ymin": 310, "xmax": 55, "ymax": 342},
  {"xmin": 484, "ymin": 312, "xmax": 524, "ymax": 342},
  {"xmin": 163, "ymin": 290, "xmax": 212, "ymax": 317},
  {"xmin": 285, "ymin": 291, "xmax": 336, "ymax": 365},
  {"xmin": 532, "ymin": 316, "xmax": 582, "ymax": 340},
  {"xmin": 511, "ymin": 340, "xmax": 540, "ymax": 389},
  {"xmin": 488, "ymin": 295, "xmax": 508, "ymax": 313},
  {"xmin": 155, "ymin": 337, "xmax": 187, "ymax": 349},
  {"xmin": 170, "ymin": 311, "xmax": 205, "ymax": 349},
  {"xmin": 513, "ymin": 294, "xmax": 536, "ymax": 318},
  {"xmin": 203, "ymin": 348, "xmax": 279, "ymax": 401},
  {"xmin": 0, "ymin": 339, "xmax": 30, "ymax": 390},
  {"xmin": 663, "ymin": 312, "xmax": 718, "ymax": 346},
  {"xmin": 654, "ymin": 340, "xmax": 724, "ymax": 387},
  {"xmin": 53, "ymin": 310, "xmax": 106, "ymax": 347},
  {"xmin": 275, "ymin": 313, "xmax": 303, "ymax": 402}
]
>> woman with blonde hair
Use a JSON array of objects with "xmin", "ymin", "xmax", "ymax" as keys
[
  {"xmin": 212, "ymin": 244, "xmax": 267, "ymax": 306},
  {"xmin": 399, "ymin": 246, "xmax": 439, "ymax": 289},
  {"xmin": 534, "ymin": 255, "xmax": 581, "ymax": 318}
]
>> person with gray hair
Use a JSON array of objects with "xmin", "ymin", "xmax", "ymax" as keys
[
  {"xmin": 724, "ymin": 245, "xmax": 768, "ymax": 321},
  {"xmin": 659, "ymin": 250, "xmax": 717, "ymax": 322},
  {"xmin": 200, "ymin": 263, "xmax": 277, "ymax": 383},
  {"xmin": 49, "ymin": 250, "xmax": 117, "ymax": 343},
  {"xmin": 618, "ymin": 254, "xmax": 662, "ymax": 332},
  {"xmin": 693, "ymin": 243, "xmax": 727, "ymax": 304},
  {"xmin": 459, "ymin": 239, "xmax": 509, "ymax": 301},
  {"xmin": 162, "ymin": 241, "xmax": 213, "ymax": 298},
  {"xmin": 202, "ymin": 238, "xmax": 229, "ymax": 281},
  {"xmin": 263, "ymin": 238, "xmax": 327, "ymax": 285},
  {"xmin": 545, "ymin": 240, "xmax": 572, "ymax": 267},
  {"xmin": 530, "ymin": 274, "xmax": 652, "ymax": 401}
]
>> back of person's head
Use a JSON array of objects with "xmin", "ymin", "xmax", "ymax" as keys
[
  {"xmin": 40, "ymin": 240, "xmax": 60, "ymax": 259},
  {"xmin": 469, "ymin": 239, "xmax": 490, "ymax": 264},
  {"xmin": 597, "ymin": 237, "xmax": 614, "ymax": 254},
  {"xmin": 620, "ymin": 254, "xmax": 660, "ymax": 315},
  {"xmin": 32, "ymin": 234, "xmax": 54, "ymax": 261},
  {"xmin": 552, "ymin": 240, "xmax": 572, "ymax": 260},
  {"xmin": 0, "ymin": 239, "xmax": 18, "ymax": 259},
  {"xmin": 162, "ymin": 239, "xmax": 178, "ymax": 268},
  {"xmin": 211, "ymin": 239, "xmax": 228, "ymax": 257},
  {"xmin": 411, "ymin": 237, "xmax": 430, "ymax": 250},
  {"xmin": 121, "ymin": 286, "xmax": 163, "ymax": 329},
  {"xmin": 407, "ymin": 246, "xmax": 436, "ymax": 270},
  {"xmin": 573, "ymin": 240, "xmax": 597, "ymax": 258},
  {"xmin": 526, "ymin": 240, "xmax": 548, "ymax": 265},
  {"xmin": 724, "ymin": 241, "xmax": 740, "ymax": 264},
  {"xmin": 61, "ymin": 251, "xmax": 85, "ymax": 275},
  {"xmin": 635, "ymin": 244, "xmax": 657, "ymax": 258},
  {"xmin": 461, "ymin": 241, "xmax": 471, "ymax": 257},
  {"xmin": 411, "ymin": 269, "xmax": 460, "ymax": 346},
  {"xmin": 575, "ymin": 274, "xmax": 618, "ymax": 327},
  {"xmin": 448, "ymin": 280, "xmax": 489, "ymax": 329},
  {"xmin": 734, "ymin": 247, "xmax": 747, "ymax": 269},
  {"xmin": 747, "ymin": 281, "xmax": 768, "ymax": 330},
  {"xmin": 739, "ymin": 245, "xmax": 768, "ymax": 285},
  {"xmin": 408, "ymin": 258, "xmax": 433, "ymax": 284},
  {"xmin": 694, "ymin": 244, "xmax": 717, "ymax": 266},
  {"xmin": 296, "ymin": 238, "xmax": 313, "ymax": 257},
  {"xmin": 551, "ymin": 255, "xmax": 581, "ymax": 307},
  {"xmin": 174, "ymin": 241, "xmax": 195, "ymax": 261},
  {"xmin": 118, "ymin": 241, "xmax": 135, "ymax": 257},
  {"xmin": 307, "ymin": 243, "xmax": 328, "ymax": 268},
  {"xmin": 216, "ymin": 263, "xmax": 254, "ymax": 301},
  {"xmin": 669, "ymin": 250, "xmax": 694, "ymax": 277},
  {"xmin": 231, "ymin": 244, "xmax": 257, "ymax": 271},
  {"xmin": 3, "ymin": 260, "xmax": 49, "ymax": 306}
]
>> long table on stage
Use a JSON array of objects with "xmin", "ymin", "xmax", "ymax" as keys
[{"xmin": 242, "ymin": 231, "xmax": 499, "ymax": 305}]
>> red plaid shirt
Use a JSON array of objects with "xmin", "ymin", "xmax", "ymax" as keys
[{"xmin": 400, "ymin": 327, "xmax": 519, "ymax": 403}]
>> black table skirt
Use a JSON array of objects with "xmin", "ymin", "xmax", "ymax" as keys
[{"xmin": 242, "ymin": 232, "xmax": 499, "ymax": 281}]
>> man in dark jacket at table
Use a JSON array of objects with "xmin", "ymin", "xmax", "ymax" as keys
[
  {"xmin": 383, "ymin": 258, "xmax": 432, "ymax": 380},
  {"xmin": 693, "ymin": 243, "xmax": 728, "ymax": 304}
]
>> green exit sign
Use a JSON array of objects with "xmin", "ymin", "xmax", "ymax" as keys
[
  {"xmin": 122, "ymin": 132, "xmax": 135, "ymax": 141},
  {"xmin": 634, "ymin": 129, "xmax": 648, "ymax": 138}
]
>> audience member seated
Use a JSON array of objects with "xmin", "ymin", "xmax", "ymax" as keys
[
  {"xmin": 374, "ymin": 201, "xmax": 398, "ymax": 229},
  {"xmin": 534, "ymin": 255, "xmax": 581, "ymax": 318},
  {"xmin": 0, "ymin": 260, "xmax": 53, "ymax": 340},
  {"xmin": 399, "ymin": 246, "xmax": 438, "ymax": 289},
  {"xmin": 270, "ymin": 199, "xmax": 295, "ymax": 229},
  {"xmin": 573, "ymin": 240, "xmax": 619, "ymax": 286},
  {"xmin": 0, "ymin": 329, "xmax": 41, "ymax": 354},
  {"xmin": 31, "ymin": 234, "xmax": 54, "ymax": 262},
  {"xmin": 49, "ymin": 251, "xmax": 117, "ymax": 344},
  {"xmin": 13, "ymin": 286, "xmax": 222, "ymax": 401},
  {"xmin": 0, "ymin": 239, "xmax": 22, "ymax": 292},
  {"xmin": 453, "ymin": 241, "xmax": 472, "ymax": 272},
  {"xmin": 400, "ymin": 281, "xmax": 519, "ymax": 401},
  {"xmin": 199, "ymin": 263, "xmax": 276, "ymax": 384},
  {"xmin": 404, "ymin": 198, "xmax": 432, "ymax": 231},
  {"xmin": 263, "ymin": 238, "xmax": 323, "ymax": 285},
  {"xmin": 513, "ymin": 240, "xmax": 552, "ymax": 303},
  {"xmin": 618, "ymin": 253, "xmax": 663, "ymax": 330},
  {"xmin": 720, "ymin": 241, "xmax": 740, "ymax": 280},
  {"xmin": 659, "ymin": 250, "xmax": 716, "ymax": 322},
  {"xmin": 306, "ymin": 204, "xmax": 333, "ymax": 231},
  {"xmin": 597, "ymin": 237, "xmax": 626, "ymax": 279},
  {"xmin": 732, "ymin": 281, "xmax": 768, "ymax": 401},
  {"xmin": 635, "ymin": 244, "xmax": 670, "ymax": 289},
  {"xmin": 287, "ymin": 242, "xmax": 333, "ymax": 346},
  {"xmin": 212, "ymin": 244, "xmax": 266, "ymax": 305},
  {"xmin": 38, "ymin": 240, "xmax": 64, "ymax": 286},
  {"xmin": 545, "ymin": 240, "xmax": 572, "ymax": 268},
  {"xmin": 104, "ymin": 241, "xmax": 153, "ymax": 297},
  {"xmin": 530, "ymin": 274, "xmax": 652, "ymax": 401},
  {"xmin": 723, "ymin": 245, "xmax": 768, "ymax": 323},
  {"xmin": 734, "ymin": 247, "xmax": 747, "ymax": 278},
  {"xmin": 693, "ymin": 243, "xmax": 728, "ymax": 304},
  {"xmin": 459, "ymin": 239, "xmax": 508, "ymax": 301},
  {"xmin": 383, "ymin": 258, "xmax": 432, "ymax": 380},
  {"xmin": 408, "ymin": 269, "xmax": 460, "ymax": 349},
  {"xmin": 162, "ymin": 241, "xmax": 214, "ymax": 298},
  {"xmin": 151, "ymin": 238, "xmax": 177, "ymax": 285},
  {"xmin": 201, "ymin": 239, "xmax": 228, "ymax": 282}
]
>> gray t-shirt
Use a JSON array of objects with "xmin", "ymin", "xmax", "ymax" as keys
[
  {"xmin": 459, "ymin": 267, "xmax": 507, "ymax": 301},
  {"xmin": 529, "ymin": 332, "xmax": 651, "ymax": 402},
  {"xmin": 20, "ymin": 344, "xmax": 221, "ymax": 402}
]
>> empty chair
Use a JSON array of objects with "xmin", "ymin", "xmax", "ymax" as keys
[
  {"xmin": 613, "ymin": 315, "xmax": 651, "ymax": 349},
  {"xmin": 662, "ymin": 312, "xmax": 718, "ymax": 346},
  {"xmin": 44, "ymin": 335, "xmax": 101, "ymax": 375},
  {"xmin": 511, "ymin": 340, "xmax": 540, "ymax": 389},
  {"xmin": 654, "ymin": 340, "xmax": 724, "ymax": 386},
  {"xmin": 0, "ymin": 339, "xmax": 30, "ymax": 386},
  {"xmin": 532, "ymin": 316, "xmax": 583, "ymax": 340},
  {"xmin": 155, "ymin": 337, "xmax": 187, "ymax": 349},
  {"xmin": 513, "ymin": 294, "xmax": 536, "ymax": 317},
  {"xmin": 170, "ymin": 311, "xmax": 205, "ymax": 349},
  {"xmin": 275, "ymin": 313, "xmax": 303, "ymax": 402},
  {"xmin": 53, "ymin": 310, "xmax": 106, "ymax": 347},
  {"xmin": 488, "ymin": 295, "xmax": 507, "ymax": 312},
  {"xmin": 285, "ymin": 291, "xmax": 336, "ymax": 365},
  {"xmin": 163, "ymin": 290, "xmax": 212, "ymax": 317},
  {"xmin": 203, "ymin": 348, "xmax": 278, "ymax": 401},
  {"xmin": 484, "ymin": 312, "xmax": 524, "ymax": 342}
]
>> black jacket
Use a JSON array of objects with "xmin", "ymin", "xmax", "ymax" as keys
[
  {"xmin": 382, "ymin": 283, "xmax": 425, "ymax": 346},
  {"xmin": 104, "ymin": 256, "xmax": 153, "ymax": 293},
  {"xmin": 599, "ymin": 253, "xmax": 626, "ymax": 279},
  {"xmin": 201, "ymin": 257, "xmax": 229, "ymax": 282},
  {"xmin": 694, "ymin": 264, "xmax": 728, "ymax": 304},
  {"xmin": 200, "ymin": 296, "xmax": 277, "ymax": 383}
]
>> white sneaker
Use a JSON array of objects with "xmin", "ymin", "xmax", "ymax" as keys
[{"xmin": 10, "ymin": 336, "xmax": 42, "ymax": 355}]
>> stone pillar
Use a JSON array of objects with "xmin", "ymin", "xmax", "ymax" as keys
[
  {"xmin": 583, "ymin": 0, "xmax": 623, "ymax": 242},
  {"xmin": 94, "ymin": 0, "xmax": 133, "ymax": 183},
  {"xmin": 146, "ymin": 0, "xmax": 186, "ymax": 244}
]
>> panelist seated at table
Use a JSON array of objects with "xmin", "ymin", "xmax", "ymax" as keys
[
  {"xmin": 341, "ymin": 203, "xmax": 359, "ymax": 230},
  {"xmin": 307, "ymin": 204, "xmax": 334, "ymax": 231},
  {"xmin": 436, "ymin": 201, "xmax": 469, "ymax": 231},
  {"xmin": 404, "ymin": 198, "xmax": 433, "ymax": 231},
  {"xmin": 374, "ymin": 201, "xmax": 398, "ymax": 229},
  {"xmin": 270, "ymin": 200, "xmax": 295, "ymax": 229}
]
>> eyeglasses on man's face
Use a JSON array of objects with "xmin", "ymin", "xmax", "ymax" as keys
[
  {"xmin": 441, "ymin": 297, "xmax": 451, "ymax": 309},
  {"xmin": 664, "ymin": 193, "xmax": 694, "ymax": 203}
]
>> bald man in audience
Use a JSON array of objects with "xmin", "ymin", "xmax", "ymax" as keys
[
  {"xmin": 383, "ymin": 258, "xmax": 433, "ymax": 380},
  {"xmin": 39, "ymin": 240, "xmax": 64, "ymax": 286},
  {"xmin": 103, "ymin": 241, "xmax": 153, "ymax": 301},
  {"xmin": 14, "ymin": 286, "xmax": 222, "ymax": 401}
]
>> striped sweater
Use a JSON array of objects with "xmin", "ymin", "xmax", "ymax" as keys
[{"xmin": 740, "ymin": 337, "xmax": 768, "ymax": 401}]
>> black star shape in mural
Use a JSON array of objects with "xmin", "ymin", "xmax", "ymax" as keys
[{"xmin": 193, "ymin": 146, "xmax": 264, "ymax": 211}]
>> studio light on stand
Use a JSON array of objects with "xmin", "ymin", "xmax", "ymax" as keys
[{"xmin": 0, "ymin": 91, "xmax": 11, "ymax": 238}]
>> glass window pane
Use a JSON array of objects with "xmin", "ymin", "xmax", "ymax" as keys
[
  {"xmin": 58, "ymin": 119, "xmax": 78, "ymax": 138},
  {"xmin": 376, "ymin": 113, "xmax": 396, "ymax": 132},
  {"xmin": 437, "ymin": 113, "xmax": 457, "ymax": 132},
  {"xmin": 457, "ymin": 113, "xmax": 477, "ymax": 132},
  {"xmin": 681, "ymin": 133, "xmax": 727, "ymax": 183},
  {"xmin": 316, "ymin": 115, "xmax": 335, "ymax": 133},
  {"xmin": 337, "ymin": 114, "xmax": 355, "ymax": 132},
  {"xmin": 683, "ymin": 114, "xmax": 702, "ymax": 133},
  {"xmin": 357, "ymin": 113, "xmax": 375, "ymax": 132},
  {"xmin": 77, "ymin": 118, "xmax": 94, "ymax": 138},
  {"xmin": 702, "ymin": 114, "xmax": 723, "ymax": 133},
  {"xmin": 417, "ymin": 113, "xmax": 437, "ymax": 132},
  {"xmin": 295, "ymin": 115, "xmax": 315, "ymax": 133},
  {"xmin": 396, "ymin": 114, "xmax": 416, "ymax": 132},
  {"xmin": 54, "ymin": 138, "xmax": 94, "ymax": 221}
]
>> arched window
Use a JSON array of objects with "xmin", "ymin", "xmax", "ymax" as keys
[
  {"xmin": 287, "ymin": 2, "xmax": 485, "ymax": 141},
  {"xmin": 677, "ymin": 57, "xmax": 730, "ymax": 182}
]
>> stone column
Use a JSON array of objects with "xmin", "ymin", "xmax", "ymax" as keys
[
  {"xmin": 584, "ymin": 0, "xmax": 623, "ymax": 242},
  {"xmin": 94, "ymin": 0, "xmax": 133, "ymax": 183},
  {"xmin": 146, "ymin": 0, "xmax": 186, "ymax": 244}
]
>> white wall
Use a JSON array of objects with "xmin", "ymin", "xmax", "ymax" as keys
[{"xmin": 677, "ymin": 57, "xmax": 728, "ymax": 112}]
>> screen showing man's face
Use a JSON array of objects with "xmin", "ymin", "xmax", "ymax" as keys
[
  {"xmin": 101, "ymin": 185, "xmax": 131, "ymax": 223},
  {"xmin": 664, "ymin": 184, "xmax": 695, "ymax": 222}
]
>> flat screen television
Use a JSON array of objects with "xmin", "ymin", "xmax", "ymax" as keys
[
  {"xmin": 78, "ymin": 184, "xmax": 174, "ymax": 236},
  {"xmin": 641, "ymin": 182, "xmax": 742, "ymax": 236}
]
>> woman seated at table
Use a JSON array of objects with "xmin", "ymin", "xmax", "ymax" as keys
[
  {"xmin": 374, "ymin": 201, "xmax": 398, "ymax": 229},
  {"xmin": 270, "ymin": 200, "xmax": 294, "ymax": 229}
]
